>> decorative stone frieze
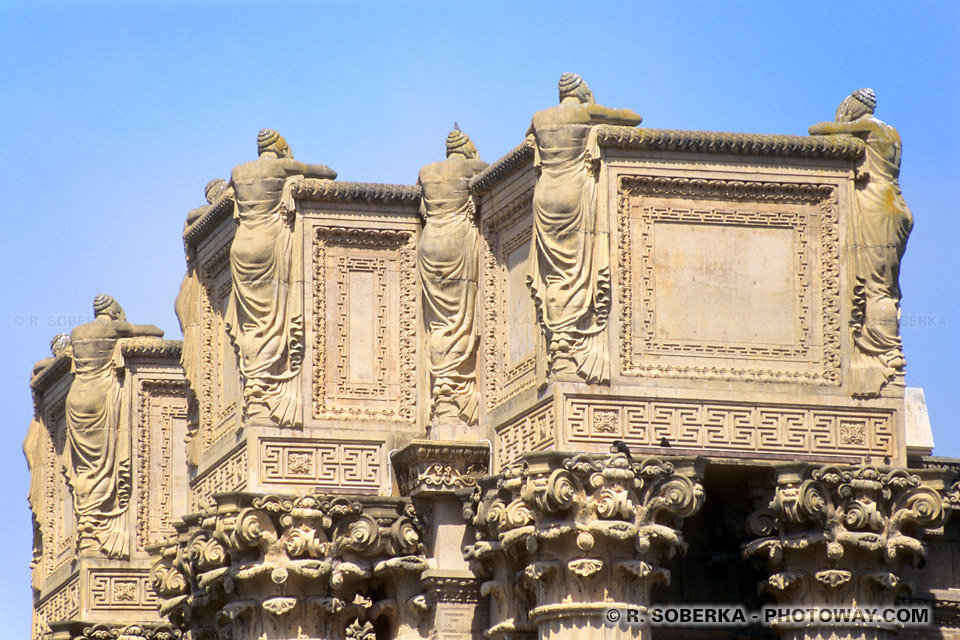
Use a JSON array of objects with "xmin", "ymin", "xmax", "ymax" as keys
[
  {"xmin": 391, "ymin": 440, "xmax": 490, "ymax": 498},
  {"xmin": 152, "ymin": 493, "xmax": 427, "ymax": 640},
  {"xmin": 463, "ymin": 451, "xmax": 705, "ymax": 639},
  {"xmin": 67, "ymin": 622, "xmax": 183, "ymax": 640},
  {"xmin": 742, "ymin": 463, "xmax": 953, "ymax": 640}
]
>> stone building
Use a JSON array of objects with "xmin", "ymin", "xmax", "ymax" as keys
[{"xmin": 25, "ymin": 77, "xmax": 960, "ymax": 640}]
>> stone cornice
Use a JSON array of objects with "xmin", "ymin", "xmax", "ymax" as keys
[
  {"xmin": 469, "ymin": 139, "xmax": 535, "ymax": 196},
  {"xmin": 294, "ymin": 178, "xmax": 421, "ymax": 206},
  {"xmin": 596, "ymin": 125, "xmax": 866, "ymax": 159},
  {"xmin": 182, "ymin": 195, "xmax": 234, "ymax": 249},
  {"xmin": 117, "ymin": 337, "xmax": 182, "ymax": 359},
  {"xmin": 29, "ymin": 354, "xmax": 71, "ymax": 392}
]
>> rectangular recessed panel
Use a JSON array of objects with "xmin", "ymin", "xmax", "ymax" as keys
[
  {"xmin": 347, "ymin": 270, "xmax": 375, "ymax": 382},
  {"xmin": 653, "ymin": 222, "xmax": 797, "ymax": 346},
  {"xmin": 506, "ymin": 238, "xmax": 535, "ymax": 365}
]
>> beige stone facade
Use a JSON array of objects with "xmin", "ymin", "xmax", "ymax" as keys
[{"xmin": 25, "ymin": 82, "xmax": 960, "ymax": 640}]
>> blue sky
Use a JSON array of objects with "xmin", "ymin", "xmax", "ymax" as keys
[{"xmin": 1, "ymin": 1, "xmax": 957, "ymax": 634}]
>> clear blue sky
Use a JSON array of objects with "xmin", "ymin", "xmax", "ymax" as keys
[{"xmin": 1, "ymin": 1, "xmax": 957, "ymax": 634}]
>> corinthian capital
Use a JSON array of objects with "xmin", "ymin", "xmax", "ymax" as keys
[
  {"xmin": 152, "ymin": 493, "xmax": 426, "ymax": 640},
  {"xmin": 463, "ymin": 452, "xmax": 704, "ymax": 639},
  {"xmin": 742, "ymin": 463, "xmax": 954, "ymax": 640}
]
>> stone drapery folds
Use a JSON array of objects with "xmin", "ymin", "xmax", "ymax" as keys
[
  {"xmin": 226, "ymin": 130, "xmax": 336, "ymax": 428},
  {"xmin": 527, "ymin": 73, "xmax": 641, "ymax": 385},
  {"xmin": 417, "ymin": 128, "xmax": 489, "ymax": 434},
  {"xmin": 809, "ymin": 89, "xmax": 913, "ymax": 397},
  {"xmin": 66, "ymin": 296, "xmax": 163, "ymax": 558}
]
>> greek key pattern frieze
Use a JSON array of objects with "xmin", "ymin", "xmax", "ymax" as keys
[
  {"xmin": 259, "ymin": 438, "xmax": 382, "ymax": 491},
  {"xmin": 495, "ymin": 401, "xmax": 555, "ymax": 468},
  {"xmin": 89, "ymin": 569, "xmax": 159, "ymax": 612},
  {"xmin": 566, "ymin": 396, "xmax": 895, "ymax": 459},
  {"xmin": 34, "ymin": 575, "xmax": 79, "ymax": 639},
  {"xmin": 189, "ymin": 445, "xmax": 247, "ymax": 513}
]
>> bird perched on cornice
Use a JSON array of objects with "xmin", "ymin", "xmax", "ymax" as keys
[
  {"xmin": 613, "ymin": 440, "xmax": 633, "ymax": 462},
  {"xmin": 660, "ymin": 437, "xmax": 671, "ymax": 448}
]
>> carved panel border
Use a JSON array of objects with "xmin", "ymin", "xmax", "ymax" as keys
[
  {"xmin": 566, "ymin": 396, "xmax": 895, "ymax": 459},
  {"xmin": 617, "ymin": 176, "xmax": 841, "ymax": 385},
  {"xmin": 482, "ymin": 188, "xmax": 536, "ymax": 410},
  {"xmin": 136, "ymin": 379, "xmax": 188, "ymax": 550},
  {"xmin": 88, "ymin": 569, "xmax": 159, "ymax": 612},
  {"xmin": 494, "ymin": 400, "xmax": 555, "ymax": 469},
  {"xmin": 189, "ymin": 444, "xmax": 247, "ymax": 513},
  {"xmin": 312, "ymin": 227, "xmax": 416, "ymax": 422},
  {"xmin": 34, "ymin": 575, "xmax": 79, "ymax": 639},
  {"xmin": 42, "ymin": 399, "xmax": 73, "ymax": 579},
  {"xmin": 259, "ymin": 437, "xmax": 382, "ymax": 491},
  {"xmin": 199, "ymin": 242, "xmax": 236, "ymax": 450}
]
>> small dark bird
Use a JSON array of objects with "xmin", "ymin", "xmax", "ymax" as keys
[
  {"xmin": 454, "ymin": 122, "xmax": 460, "ymax": 131},
  {"xmin": 613, "ymin": 440, "xmax": 633, "ymax": 462},
  {"xmin": 659, "ymin": 437, "xmax": 671, "ymax": 448}
]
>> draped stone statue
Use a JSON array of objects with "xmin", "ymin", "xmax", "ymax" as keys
[
  {"xmin": 527, "ymin": 73, "xmax": 641, "ymax": 384},
  {"xmin": 226, "ymin": 129, "xmax": 336, "ymax": 428},
  {"xmin": 175, "ymin": 178, "xmax": 232, "ymax": 465},
  {"xmin": 417, "ymin": 127, "xmax": 489, "ymax": 435},
  {"xmin": 24, "ymin": 333, "xmax": 71, "ymax": 582},
  {"xmin": 66, "ymin": 295, "xmax": 163, "ymax": 558},
  {"xmin": 810, "ymin": 89, "xmax": 913, "ymax": 396}
]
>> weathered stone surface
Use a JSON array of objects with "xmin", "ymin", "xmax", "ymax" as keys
[
  {"xmin": 417, "ymin": 128, "xmax": 488, "ymax": 434},
  {"xmin": 527, "ymin": 73, "xmax": 641, "ymax": 385},
  {"xmin": 23, "ymin": 79, "xmax": 960, "ymax": 640},
  {"xmin": 809, "ymin": 89, "xmax": 913, "ymax": 397},
  {"xmin": 226, "ymin": 129, "xmax": 336, "ymax": 429},
  {"xmin": 67, "ymin": 296, "xmax": 164, "ymax": 559}
]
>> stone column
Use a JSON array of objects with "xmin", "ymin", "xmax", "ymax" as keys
[
  {"xmin": 392, "ymin": 440, "xmax": 491, "ymax": 640},
  {"xmin": 463, "ymin": 452, "xmax": 704, "ymax": 640},
  {"xmin": 742, "ymin": 463, "xmax": 953, "ymax": 640},
  {"xmin": 152, "ymin": 494, "xmax": 427, "ymax": 640}
]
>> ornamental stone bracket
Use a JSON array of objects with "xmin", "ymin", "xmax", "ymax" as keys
[
  {"xmin": 48, "ymin": 622, "xmax": 183, "ymax": 640},
  {"xmin": 742, "ymin": 463, "xmax": 955, "ymax": 640},
  {"xmin": 151, "ymin": 493, "xmax": 428, "ymax": 640},
  {"xmin": 462, "ymin": 451, "xmax": 705, "ymax": 640},
  {"xmin": 391, "ymin": 440, "xmax": 490, "ymax": 499},
  {"xmin": 392, "ymin": 441, "xmax": 491, "ymax": 640}
]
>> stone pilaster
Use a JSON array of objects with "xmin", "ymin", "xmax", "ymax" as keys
[
  {"xmin": 462, "ymin": 452, "xmax": 705, "ymax": 640},
  {"xmin": 742, "ymin": 463, "xmax": 953, "ymax": 640},
  {"xmin": 152, "ymin": 494, "xmax": 428, "ymax": 640},
  {"xmin": 392, "ymin": 440, "xmax": 491, "ymax": 640}
]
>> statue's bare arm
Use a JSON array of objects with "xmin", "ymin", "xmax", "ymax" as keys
[
  {"xmin": 808, "ymin": 120, "xmax": 877, "ymax": 137},
  {"xmin": 583, "ymin": 104, "xmax": 642, "ymax": 127},
  {"xmin": 278, "ymin": 159, "xmax": 337, "ymax": 180},
  {"xmin": 114, "ymin": 322, "xmax": 164, "ymax": 338}
]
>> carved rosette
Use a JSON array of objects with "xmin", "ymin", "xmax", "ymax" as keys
[
  {"xmin": 742, "ymin": 463, "xmax": 953, "ymax": 640},
  {"xmin": 152, "ymin": 494, "xmax": 427, "ymax": 640},
  {"xmin": 462, "ymin": 452, "xmax": 704, "ymax": 640},
  {"xmin": 391, "ymin": 440, "xmax": 490, "ymax": 498}
]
